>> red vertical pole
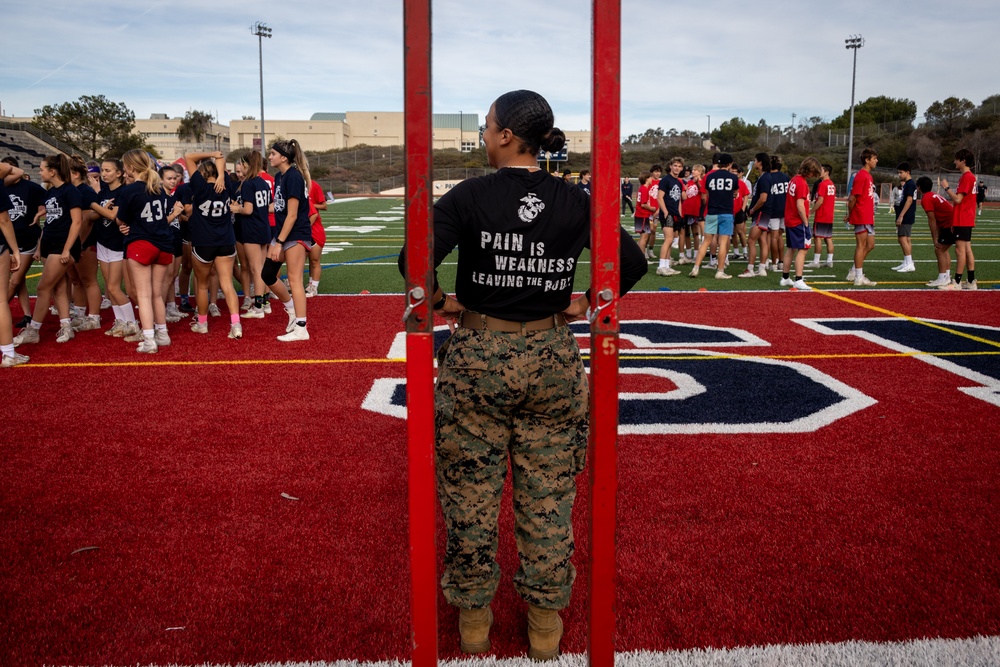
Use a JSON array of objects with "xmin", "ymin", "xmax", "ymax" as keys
[
  {"xmin": 403, "ymin": 1, "xmax": 437, "ymax": 666},
  {"xmin": 589, "ymin": 2, "xmax": 621, "ymax": 667}
]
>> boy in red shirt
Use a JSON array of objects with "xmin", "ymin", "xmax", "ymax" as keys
[
  {"xmin": 845, "ymin": 147, "xmax": 878, "ymax": 286},
  {"xmin": 780, "ymin": 157, "xmax": 821, "ymax": 290},
  {"xmin": 938, "ymin": 148, "xmax": 978, "ymax": 289},
  {"xmin": 679, "ymin": 165, "xmax": 704, "ymax": 264},
  {"xmin": 634, "ymin": 171, "xmax": 656, "ymax": 256},
  {"xmin": 808, "ymin": 164, "xmax": 837, "ymax": 268},
  {"xmin": 916, "ymin": 176, "xmax": 955, "ymax": 288}
]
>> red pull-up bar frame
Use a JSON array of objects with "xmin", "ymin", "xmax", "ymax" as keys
[{"xmin": 402, "ymin": 2, "xmax": 621, "ymax": 665}]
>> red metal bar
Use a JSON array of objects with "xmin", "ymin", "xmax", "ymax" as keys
[
  {"xmin": 588, "ymin": 1, "xmax": 621, "ymax": 666},
  {"xmin": 403, "ymin": 0, "xmax": 437, "ymax": 665}
]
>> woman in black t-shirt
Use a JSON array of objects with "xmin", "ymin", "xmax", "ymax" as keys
[{"xmin": 399, "ymin": 90, "xmax": 645, "ymax": 658}]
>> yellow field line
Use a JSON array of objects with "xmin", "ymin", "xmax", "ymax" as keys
[
  {"xmin": 810, "ymin": 287, "xmax": 1000, "ymax": 349},
  {"xmin": 12, "ymin": 350, "xmax": 1000, "ymax": 370}
]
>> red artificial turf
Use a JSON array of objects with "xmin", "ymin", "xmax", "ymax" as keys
[{"xmin": 2, "ymin": 292, "xmax": 999, "ymax": 665}]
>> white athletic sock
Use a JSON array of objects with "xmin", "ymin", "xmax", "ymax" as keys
[
  {"xmin": 121, "ymin": 302, "xmax": 136, "ymax": 323},
  {"xmin": 283, "ymin": 299, "xmax": 295, "ymax": 312},
  {"xmin": 658, "ymin": 259, "xmax": 668, "ymax": 269},
  {"xmin": 1, "ymin": 343, "xmax": 14, "ymax": 357},
  {"xmin": 60, "ymin": 318, "xmax": 71, "ymax": 327},
  {"xmin": 904, "ymin": 255, "xmax": 913, "ymax": 266},
  {"xmin": 29, "ymin": 320, "xmax": 42, "ymax": 330},
  {"xmin": 827, "ymin": 254, "xmax": 834, "ymax": 263},
  {"xmin": 111, "ymin": 304, "xmax": 122, "ymax": 320},
  {"xmin": 856, "ymin": 268, "xmax": 864, "ymax": 278},
  {"xmin": 939, "ymin": 272, "xmax": 949, "ymax": 280},
  {"xmin": 154, "ymin": 323, "xmax": 167, "ymax": 332},
  {"xmin": 309, "ymin": 279, "xmax": 319, "ymax": 287},
  {"xmin": 143, "ymin": 329, "xmax": 154, "ymax": 339}
]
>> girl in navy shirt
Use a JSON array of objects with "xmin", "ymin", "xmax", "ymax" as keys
[
  {"xmin": 14, "ymin": 154, "xmax": 83, "ymax": 347},
  {"xmin": 0, "ymin": 161, "xmax": 27, "ymax": 367},
  {"xmin": 183, "ymin": 151, "xmax": 242, "ymax": 340},
  {"xmin": 1, "ymin": 156, "xmax": 45, "ymax": 328},
  {"xmin": 116, "ymin": 149, "xmax": 176, "ymax": 353},
  {"xmin": 68, "ymin": 157, "xmax": 103, "ymax": 331},
  {"xmin": 264, "ymin": 139, "xmax": 311, "ymax": 342},
  {"xmin": 92, "ymin": 158, "xmax": 137, "ymax": 337},
  {"xmin": 230, "ymin": 150, "xmax": 272, "ymax": 319}
]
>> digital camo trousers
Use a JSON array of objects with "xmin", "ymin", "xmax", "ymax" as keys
[{"xmin": 435, "ymin": 325, "xmax": 589, "ymax": 610}]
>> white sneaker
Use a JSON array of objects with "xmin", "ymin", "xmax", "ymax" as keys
[
  {"xmin": 48, "ymin": 305, "xmax": 58, "ymax": 316},
  {"xmin": 154, "ymin": 330, "xmax": 171, "ymax": 347},
  {"xmin": 792, "ymin": 279, "xmax": 811, "ymax": 290},
  {"xmin": 165, "ymin": 303, "xmax": 187, "ymax": 321},
  {"xmin": 100, "ymin": 297, "xmax": 111, "ymax": 310},
  {"xmin": 926, "ymin": 276, "xmax": 950, "ymax": 287},
  {"xmin": 961, "ymin": 280, "xmax": 978, "ymax": 291},
  {"xmin": 714, "ymin": 270, "xmax": 731, "ymax": 280},
  {"xmin": 675, "ymin": 256, "xmax": 692, "ymax": 265},
  {"xmin": 242, "ymin": 306, "xmax": 265, "ymax": 319},
  {"xmin": 119, "ymin": 321, "xmax": 139, "ymax": 340},
  {"xmin": 846, "ymin": 268, "xmax": 857, "ymax": 282},
  {"xmin": 757, "ymin": 266, "xmax": 767, "ymax": 277},
  {"xmin": 262, "ymin": 301, "xmax": 272, "ymax": 314},
  {"xmin": 897, "ymin": 264, "xmax": 916, "ymax": 273},
  {"xmin": 655, "ymin": 266, "xmax": 680, "ymax": 276},
  {"xmin": 854, "ymin": 275, "xmax": 877, "ymax": 287},
  {"xmin": 305, "ymin": 283, "xmax": 319, "ymax": 298},
  {"xmin": 688, "ymin": 267, "xmax": 700, "ymax": 278},
  {"xmin": 709, "ymin": 257, "xmax": 718, "ymax": 268},
  {"xmin": 73, "ymin": 316, "xmax": 101, "ymax": 332},
  {"xmin": 240, "ymin": 297, "xmax": 252, "ymax": 312},
  {"xmin": 70, "ymin": 316, "xmax": 86, "ymax": 329},
  {"xmin": 1, "ymin": 352, "xmax": 30, "ymax": 367},
  {"xmin": 208, "ymin": 303, "xmax": 221, "ymax": 317},
  {"xmin": 277, "ymin": 325, "xmax": 310, "ymax": 342},
  {"xmin": 764, "ymin": 260, "xmax": 773, "ymax": 271},
  {"xmin": 775, "ymin": 262, "xmax": 784, "ymax": 272},
  {"xmin": 190, "ymin": 320, "xmax": 208, "ymax": 334},
  {"xmin": 806, "ymin": 259, "xmax": 821, "ymax": 268},
  {"xmin": 738, "ymin": 268, "xmax": 756, "ymax": 278},
  {"xmin": 228, "ymin": 322, "xmax": 243, "ymax": 339},
  {"xmin": 13, "ymin": 327, "xmax": 40, "ymax": 346},
  {"xmin": 136, "ymin": 338, "xmax": 158, "ymax": 354},
  {"xmin": 938, "ymin": 280, "xmax": 961, "ymax": 291},
  {"xmin": 825, "ymin": 260, "xmax": 834, "ymax": 268},
  {"xmin": 646, "ymin": 249, "xmax": 656, "ymax": 260},
  {"xmin": 890, "ymin": 262, "xmax": 906, "ymax": 271},
  {"xmin": 779, "ymin": 277, "xmax": 794, "ymax": 287},
  {"xmin": 56, "ymin": 324, "xmax": 75, "ymax": 343},
  {"xmin": 285, "ymin": 309, "xmax": 298, "ymax": 333}
]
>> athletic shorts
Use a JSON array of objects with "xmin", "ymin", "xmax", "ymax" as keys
[
  {"xmin": 40, "ymin": 237, "xmax": 81, "ymax": 262},
  {"xmin": 812, "ymin": 222, "xmax": 833, "ymax": 238},
  {"xmin": 233, "ymin": 217, "xmax": 243, "ymax": 245},
  {"xmin": 279, "ymin": 239, "xmax": 312, "ymax": 253},
  {"xmin": 897, "ymin": 223, "xmax": 913, "ymax": 238},
  {"xmin": 270, "ymin": 224, "xmax": 280, "ymax": 241},
  {"xmin": 786, "ymin": 224, "xmax": 812, "ymax": 250},
  {"xmin": 854, "ymin": 224, "xmax": 875, "ymax": 236},
  {"xmin": 705, "ymin": 213, "xmax": 734, "ymax": 237},
  {"xmin": 16, "ymin": 226, "xmax": 41, "ymax": 254},
  {"xmin": 670, "ymin": 214, "xmax": 685, "ymax": 233},
  {"xmin": 311, "ymin": 220, "xmax": 327, "ymax": 247},
  {"xmin": 634, "ymin": 216, "xmax": 651, "ymax": 234},
  {"xmin": 180, "ymin": 220, "xmax": 192, "ymax": 243},
  {"xmin": 685, "ymin": 215, "xmax": 699, "ymax": 228},
  {"xmin": 937, "ymin": 228, "xmax": 956, "ymax": 246},
  {"xmin": 734, "ymin": 210, "xmax": 747, "ymax": 226},
  {"xmin": 753, "ymin": 211, "xmax": 770, "ymax": 230},
  {"xmin": 192, "ymin": 244, "xmax": 237, "ymax": 263},
  {"xmin": 954, "ymin": 227, "xmax": 973, "ymax": 242},
  {"xmin": 768, "ymin": 216, "xmax": 784, "ymax": 231},
  {"xmin": 0, "ymin": 242, "xmax": 7, "ymax": 256},
  {"xmin": 173, "ymin": 234, "xmax": 184, "ymax": 258},
  {"xmin": 127, "ymin": 239, "xmax": 173, "ymax": 266},
  {"xmin": 96, "ymin": 242, "xmax": 124, "ymax": 263}
]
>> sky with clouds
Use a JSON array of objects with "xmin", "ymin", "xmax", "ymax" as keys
[{"xmin": 2, "ymin": 0, "xmax": 997, "ymax": 140}]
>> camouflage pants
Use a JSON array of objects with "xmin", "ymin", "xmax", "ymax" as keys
[{"xmin": 435, "ymin": 325, "xmax": 589, "ymax": 610}]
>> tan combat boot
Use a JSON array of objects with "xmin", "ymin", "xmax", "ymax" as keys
[
  {"xmin": 527, "ymin": 604, "xmax": 563, "ymax": 661},
  {"xmin": 458, "ymin": 606, "xmax": 493, "ymax": 654}
]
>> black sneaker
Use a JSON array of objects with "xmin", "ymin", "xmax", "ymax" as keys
[
  {"xmin": 178, "ymin": 300, "xmax": 195, "ymax": 313},
  {"xmin": 16, "ymin": 315, "xmax": 32, "ymax": 328}
]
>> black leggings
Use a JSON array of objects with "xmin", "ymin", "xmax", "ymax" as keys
[{"xmin": 622, "ymin": 195, "xmax": 634, "ymax": 214}]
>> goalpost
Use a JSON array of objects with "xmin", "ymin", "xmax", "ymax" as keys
[{"xmin": 401, "ymin": 2, "xmax": 623, "ymax": 666}]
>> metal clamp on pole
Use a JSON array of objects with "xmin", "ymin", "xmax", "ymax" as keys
[
  {"xmin": 402, "ymin": 286, "xmax": 426, "ymax": 324},
  {"xmin": 587, "ymin": 288, "xmax": 614, "ymax": 324}
]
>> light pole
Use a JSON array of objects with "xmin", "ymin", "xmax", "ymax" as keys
[
  {"xmin": 845, "ymin": 34, "xmax": 864, "ymax": 188},
  {"xmin": 459, "ymin": 110, "xmax": 463, "ymax": 151},
  {"xmin": 791, "ymin": 112, "xmax": 797, "ymax": 144},
  {"xmin": 706, "ymin": 114, "xmax": 711, "ymax": 137},
  {"xmin": 251, "ymin": 22, "xmax": 272, "ymax": 153}
]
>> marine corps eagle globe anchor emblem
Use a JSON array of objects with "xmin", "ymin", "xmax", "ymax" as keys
[{"xmin": 518, "ymin": 193, "xmax": 544, "ymax": 223}]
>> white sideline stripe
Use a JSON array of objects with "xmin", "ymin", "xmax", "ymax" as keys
[{"xmin": 134, "ymin": 635, "xmax": 1000, "ymax": 667}]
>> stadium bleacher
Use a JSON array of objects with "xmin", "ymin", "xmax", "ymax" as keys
[{"xmin": 0, "ymin": 124, "xmax": 68, "ymax": 173}]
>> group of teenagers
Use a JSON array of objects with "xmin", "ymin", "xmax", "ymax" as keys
[
  {"xmin": 0, "ymin": 138, "xmax": 327, "ymax": 368},
  {"xmin": 627, "ymin": 146, "xmax": 981, "ymax": 290}
]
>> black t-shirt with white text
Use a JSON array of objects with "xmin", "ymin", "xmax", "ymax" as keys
[
  {"xmin": 658, "ymin": 174, "xmax": 683, "ymax": 218},
  {"xmin": 704, "ymin": 170, "xmax": 737, "ymax": 215},
  {"xmin": 398, "ymin": 168, "xmax": 646, "ymax": 322}
]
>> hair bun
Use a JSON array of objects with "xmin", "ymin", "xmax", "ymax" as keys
[{"xmin": 540, "ymin": 128, "xmax": 565, "ymax": 154}]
